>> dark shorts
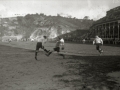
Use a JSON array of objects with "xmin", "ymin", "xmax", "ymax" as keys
[
  {"xmin": 36, "ymin": 42, "xmax": 44, "ymax": 50},
  {"xmin": 54, "ymin": 47, "xmax": 60, "ymax": 52},
  {"xmin": 96, "ymin": 43, "xmax": 102, "ymax": 50}
]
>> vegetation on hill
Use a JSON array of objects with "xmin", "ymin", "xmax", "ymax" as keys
[{"xmin": 0, "ymin": 13, "xmax": 94, "ymax": 40}]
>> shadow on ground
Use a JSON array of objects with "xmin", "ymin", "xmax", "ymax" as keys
[{"xmin": 53, "ymin": 55, "xmax": 120, "ymax": 90}]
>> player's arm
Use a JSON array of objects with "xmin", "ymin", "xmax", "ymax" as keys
[
  {"xmin": 93, "ymin": 39, "xmax": 95, "ymax": 45},
  {"xmin": 100, "ymin": 39, "xmax": 103, "ymax": 45}
]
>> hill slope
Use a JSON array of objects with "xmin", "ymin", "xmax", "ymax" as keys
[{"xmin": 0, "ymin": 14, "xmax": 94, "ymax": 40}]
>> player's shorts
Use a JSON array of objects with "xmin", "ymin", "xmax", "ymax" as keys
[
  {"xmin": 54, "ymin": 47, "xmax": 60, "ymax": 52},
  {"xmin": 36, "ymin": 42, "xmax": 44, "ymax": 50},
  {"xmin": 96, "ymin": 43, "xmax": 102, "ymax": 50}
]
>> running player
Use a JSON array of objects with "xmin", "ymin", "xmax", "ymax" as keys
[
  {"xmin": 60, "ymin": 38, "xmax": 64, "ymax": 50},
  {"xmin": 46, "ymin": 37, "xmax": 65, "ymax": 58},
  {"xmin": 35, "ymin": 36, "xmax": 49, "ymax": 60},
  {"xmin": 93, "ymin": 35, "xmax": 103, "ymax": 55}
]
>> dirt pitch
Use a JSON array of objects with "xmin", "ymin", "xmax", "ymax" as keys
[{"xmin": 0, "ymin": 41, "xmax": 120, "ymax": 90}]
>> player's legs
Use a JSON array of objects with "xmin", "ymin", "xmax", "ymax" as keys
[
  {"xmin": 96, "ymin": 44, "xmax": 99, "ymax": 51},
  {"xmin": 35, "ymin": 42, "xmax": 42, "ymax": 60},
  {"xmin": 46, "ymin": 47, "xmax": 65, "ymax": 58},
  {"xmin": 47, "ymin": 47, "xmax": 65, "ymax": 58},
  {"xmin": 56, "ymin": 47, "xmax": 65, "ymax": 59},
  {"xmin": 96, "ymin": 44, "xmax": 103, "ymax": 55},
  {"xmin": 35, "ymin": 49, "xmax": 39, "ymax": 60},
  {"xmin": 42, "ymin": 46, "xmax": 50, "ymax": 53},
  {"xmin": 46, "ymin": 48, "xmax": 55, "ymax": 56},
  {"xmin": 35, "ymin": 50, "xmax": 39, "ymax": 60},
  {"xmin": 46, "ymin": 47, "xmax": 58, "ymax": 56},
  {"xmin": 98, "ymin": 44, "xmax": 103, "ymax": 54},
  {"xmin": 59, "ymin": 53, "xmax": 65, "ymax": 59}
]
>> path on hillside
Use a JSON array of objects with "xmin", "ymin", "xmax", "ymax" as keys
[{"xmin": 0, "ymin": 45, "xmax": 69, "ymax": 90}]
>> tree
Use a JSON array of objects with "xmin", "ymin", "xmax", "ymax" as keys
[
  {"xmin": 24, "ymin": 14, "xmax": 35, "ymax": 27},
  {"xmin": 57, "ymin": 14, "xmax": 61, "ymax": 17},
  {"xmin": 83, "ymin": 16, "xmax": 89, "ymax": 20}
]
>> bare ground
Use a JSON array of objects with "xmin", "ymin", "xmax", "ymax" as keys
[
  {"xmin": 0, "ymin": 45, "xmax": 67, "ymax": 90},
  {"xmin": 0, "ymin": 42, "xmax": 120, "ymax": 90}
]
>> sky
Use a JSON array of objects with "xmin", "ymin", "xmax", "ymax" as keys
[{"xmin": 0, "ymin": 0, "xmax": 120, "ymax": 20}]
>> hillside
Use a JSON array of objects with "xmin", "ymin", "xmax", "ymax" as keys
[
  {"xmin": 59, "ymin": 29, "xmax": 89, "ymax": 41},
  {"xmin": 0, "ymin": 13, "xmax": 94, "ymax": 41}
]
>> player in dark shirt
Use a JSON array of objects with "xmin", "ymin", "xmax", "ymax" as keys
[{"xmin": 46, "ymin": 37, "xmax": 65, "ymax": 58}]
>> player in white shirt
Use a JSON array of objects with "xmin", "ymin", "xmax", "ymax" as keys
[
  {"xmin": 93, "ymin": 35, "xmax": 103, "ymax": 55},
  {"xmin": 35, "ymin": 36, "xmax": 49, "ymax": 60},
  {"xmin": 60, "ymin": 38, "xmax": 64, "ymax": 50}
]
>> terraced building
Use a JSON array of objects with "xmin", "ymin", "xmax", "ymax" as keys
[{"xmin": 88, "ymin": 6, "xmax": 120, "ymax": 44}]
